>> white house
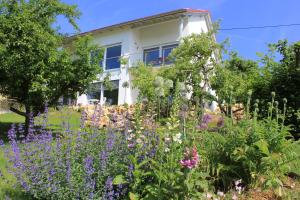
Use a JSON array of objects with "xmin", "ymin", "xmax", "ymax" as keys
[{"xmin": 67, "ymin": 8, "xmax": 214, "ymax": 106}]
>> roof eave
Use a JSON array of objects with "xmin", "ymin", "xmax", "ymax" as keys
[{"xmin": 64, "ymin": 8, "xmax": 210, "ymax": 43}]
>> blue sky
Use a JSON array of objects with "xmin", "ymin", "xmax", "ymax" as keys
[{"xmin": 59, "ymin": 0, "xmax": 300, "ymax": 60}]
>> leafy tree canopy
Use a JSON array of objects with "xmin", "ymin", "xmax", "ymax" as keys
[
  {"xmin": 161, "ymin": 31, "xmax": 221, "ymax": 101},
  {"xmin": 253, "ymin": 40, "xmax": 300, "ymax": 137},
  {"xmin": 211, "ymin": 52, "xmax": 260, "ymax": 106},
  {"xmin": 0, "ymin": 0, "xmax": 103, "ymax": 131}
]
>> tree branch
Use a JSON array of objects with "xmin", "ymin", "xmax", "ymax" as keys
[
  {"xmin": 9, "ymin": 107, "xmax": 26, "ymax": 117},
  {"xmin": 233, "ymin": 107, "xmax": 244, "ymax": 113}
]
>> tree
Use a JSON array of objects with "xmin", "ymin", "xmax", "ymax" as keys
[
  {"xmin": 130, "ymin": 62, "xmax": 158, "ymax": 102},
  {"xmin": 211, "ymin": 52, "xmax": 260, "ymax": 114},
  {"xmin": 160, "ymin": 30, "xmax": 222, "ymax": 109},
  {"xmin": 253, "ymin": 40, "xmax": 300, "ymax": 138},
  {"xmin": 0, "ymin": 0, "xmax": 103, "ymax": 133}
]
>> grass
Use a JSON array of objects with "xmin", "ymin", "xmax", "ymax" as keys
[{"xmin": 0, "ymin": 107, "xmax": 81, "ymax": 140}]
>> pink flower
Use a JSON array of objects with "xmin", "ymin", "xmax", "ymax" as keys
[
  {"xmin": 179, "ymin": 146, "xmax": 200, "ymax": 169},
  {"xmin": 127, "ymin": 143, "xmax": 135, "ymax": 148}
]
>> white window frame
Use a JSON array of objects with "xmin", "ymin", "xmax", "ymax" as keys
[
  {"xmin": 143, "ymin": 42, "xmax": 178, "ymax": 67},
  {"xmin": 102, "ymin": 43, "xmax": 122, "ymax": 71}
]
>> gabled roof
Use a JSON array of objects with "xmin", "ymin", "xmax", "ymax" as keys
[{"xmin": 66, "ymin": 8, "xmax": 210, "ymax": 40}]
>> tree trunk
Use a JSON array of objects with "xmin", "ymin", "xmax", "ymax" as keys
[{"xmin": 9, "ymin": 104, "xmax": 31, "ymax": 136}]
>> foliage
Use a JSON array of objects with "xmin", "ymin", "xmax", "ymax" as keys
[
  {"xmin": 253, "ymin": 40, "xmax": 300, "ymax": 138},
  {"xmin": 161, "ymin": 31, "xmax": 221, "ymax": 106},
  {"xmin": 0, "ymin": 0, "xmax": 103, "ymax": 132},
  {"xmin": 1, "ymin": 98, "xmax": 299, "ymax": 199},
  {"xmin": 211, "ymin": 52, "xmax": 260, "ymax": 110},
  {"xmin": 201, "ymin": 106, "xmax": 299, "ymax": 197},
  {"xmin": 130, "ymin": 62, "xmax": 158, "ymax": 102}
]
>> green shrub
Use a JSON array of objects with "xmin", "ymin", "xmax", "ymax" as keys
[{"xmin": 202, "ymin": 116, "xmax": 298, "ymax": 194}]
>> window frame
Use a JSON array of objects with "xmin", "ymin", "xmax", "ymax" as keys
[
  {"xmin": 102, "ymin": 43, "xmax": 122, "ymax": 71},
  {"xmin": 143, "ymin": 47, "xmax": 161, "ymax": 66},
  {"xmin": 162, "ymin": 44, "xmax": 178, "ymax": 65},
  {"xmin": 143, "ymin": 42, "xmax": 178, "ymax": 67}
]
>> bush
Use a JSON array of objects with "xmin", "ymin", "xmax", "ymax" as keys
[{"xmin": 201, "ymin": 113, "xmax": 298, "ymax": 194}]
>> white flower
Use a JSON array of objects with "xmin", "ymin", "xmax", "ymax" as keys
[
  {"xmin": 217, "ymin": 191, "xmax": 225, "ymax": 197},
  {"xmin": 136, "ymin": 138, "xmax": 143, "ymax": 144},
  {"xmin": 140, "ymin": 135, "xmax": 146, "ymax": 139},
  {"xmin": 234, "ymin": 179, "xmax": 244, "ymax": 194},
  {"xmin": 291, "ymin": 183, "xmax": 296, "ymax": 189},
  {"xmin": 165, "ymin": 148, "xmax": 170, "ymax": 152},
  {"xmin": 127, "ymin": 129, "xmax": 133, "ymax": 133},
  {"xmin": 206, "ymin": 192, "xmax": 213, "ymax": 199},
  {"xmin": 236, "ymin": 186, "xmax": 243, "ymax": 194},
  {"xmin": 173, "ymin": 133, "xmax": 182, "ymax": 144},
  {"xmin": 234, "ymin": 179, "xmax": 242, "ymax": 186},
  {"xmin": 127, "ymin": 133, "xmax": 135, "ymax": 141}
]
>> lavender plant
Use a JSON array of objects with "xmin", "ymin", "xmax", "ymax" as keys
[{"xmin": 6, "ymin": 108, "xmax": 131, "ymax": 199}]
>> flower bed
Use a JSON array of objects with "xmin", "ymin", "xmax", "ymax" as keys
[{"xmin": 1, "ymin": 100, "xmax": 299, "ymax": 199}]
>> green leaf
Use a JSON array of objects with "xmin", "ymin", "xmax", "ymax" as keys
[
  {"xmin": 129, "ymin": 192, "xmax": 139, "ymax": 200},
  {"xmin": 113, "ymin": 175, "xmax": 127, "ymax": 185},
  {"xmin": 254, "ymin": 139, "xmax": 270, "ymax": 155}
]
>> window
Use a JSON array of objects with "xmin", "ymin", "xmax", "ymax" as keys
[
  {"xmin": 143, "ymin": 43, "xmax": 178, "ymax": 66},
  {"xmin": 87, "ymin": 83, "xmax": 101, "ymax": 100},
  {"xmin": 103, "ymin": 80, "xmax": 118, "ymax": 105},
  {"xmin": 105, "ymin": 45, "xmax": 121, "ymax": 70},
  {"xmin": 144, "ymin": 47, "xmax": 160, "ymax": 66},
  {"xmin": 162, "ymin": 44, "xmax": 178, "ymax": 65},
  {"xmin": 86, "ymin": 81, "xmax": 119, "ymax": 105}
]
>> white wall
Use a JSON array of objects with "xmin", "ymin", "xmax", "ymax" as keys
[
  {"xmin": 138, "ymin": 19, "xmax": 181, "ymax": 48},
  {"xmin": 187, "ymin": 15, "xmax": 208, "ymax": 34},
  {"xmin": 77, "ymin": 13, "xmax": 211, "ymax": 106}
]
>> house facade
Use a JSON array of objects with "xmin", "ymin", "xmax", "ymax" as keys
[{"xmin": 68, "ymin": 8, "xmax": 214, "ymax": 106}]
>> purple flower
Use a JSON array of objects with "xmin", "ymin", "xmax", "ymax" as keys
[
  {"xmin": 84, "ymin": 156, "xmax": 95, "ymax": 198},
  {"xmin": 84, "ymin": 156, "xmax": 95, "ymax": 175},
  {"xmin": 127, "ymin": 164, "xmax": 134, "ymax": 181},
  {"xmin": 196, "ymin": 114, "xmax": 213, "ymax": 130},
  {"xmin": 201, "ymin": 114, "xmax": 212, "ymax": 124},
  {"xmin": 99, "ymin": 150, "xmax": 108, "ymax": 170},
  {"xmin": 0, "ymin": 139, "xmax": 4, "ymax": 146},
  {"xmin": 80, "ymin": 111, "xmax": 87, "ymax": 129},
  {"xmin": 103, "ymin": 176, "xmax": 114, "ymax": 200},
  {"xmin": 106, "ymin": 131, "xmax": 116, "ymax": 151},
  {"xmin": 8, "ymin": 124, "xmax": 17, "ymax": 142}
]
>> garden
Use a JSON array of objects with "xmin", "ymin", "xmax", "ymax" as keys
[
  {"xmin": 1, "ymin": 0, "xmax": 300, "ymax": 199},
  {"xmin": 1, "ymin": 87, "xmax": 300, "ymax": 199}
]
